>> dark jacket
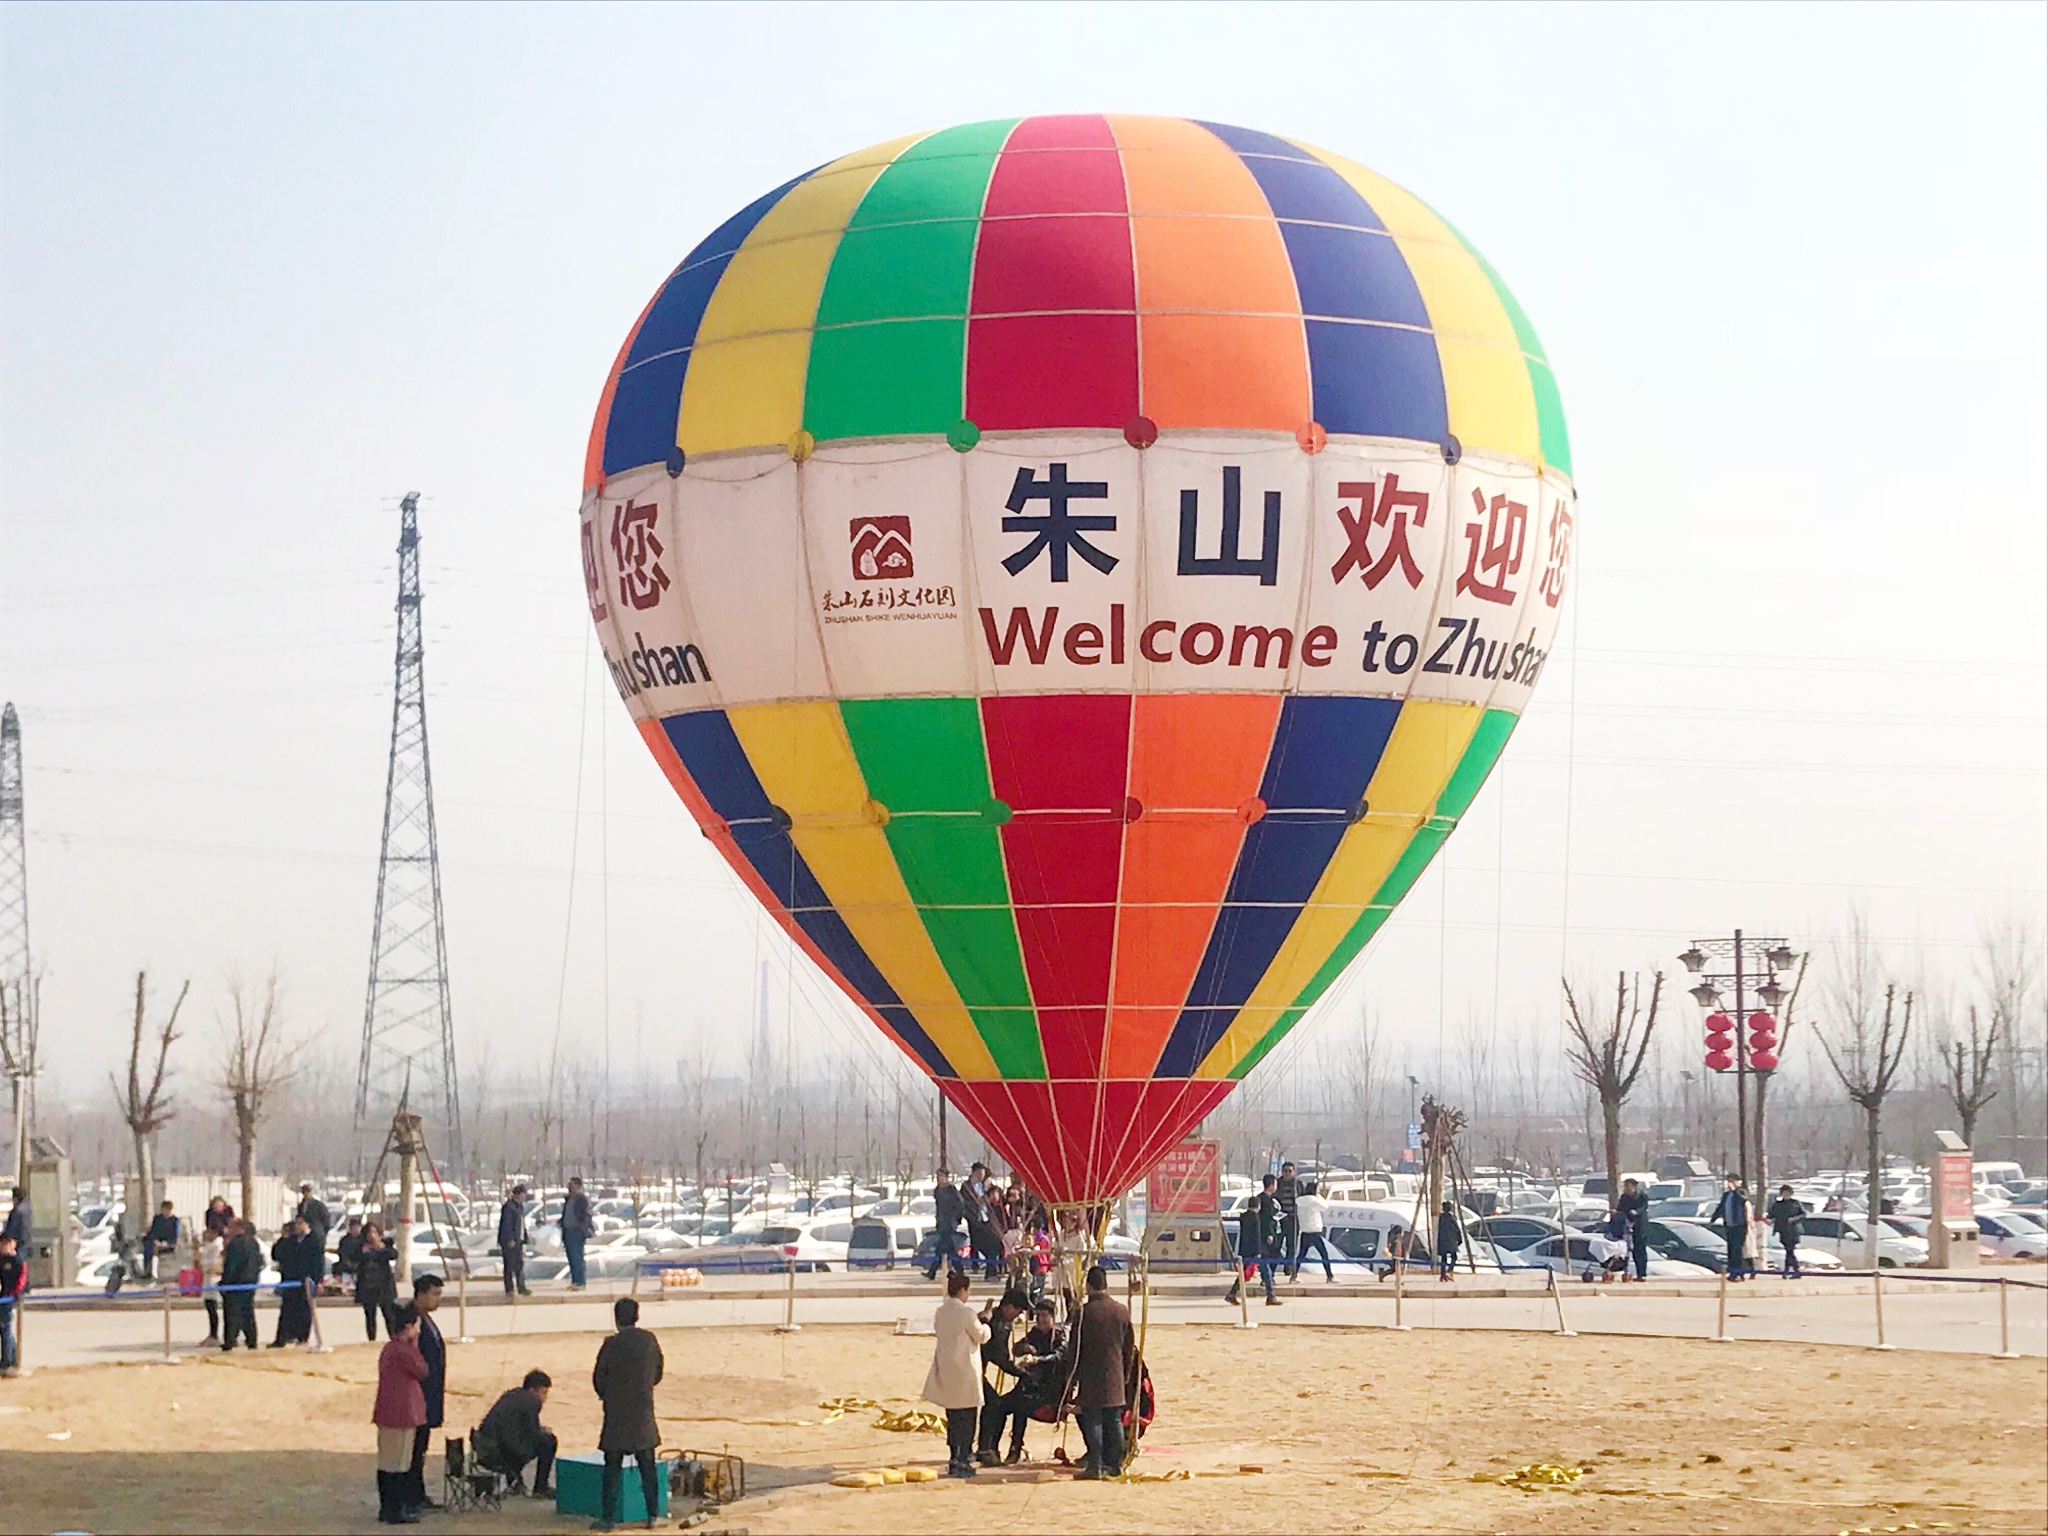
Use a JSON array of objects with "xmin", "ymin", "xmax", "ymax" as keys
[
  {"xmin": 1252, "ymin": 1192, "xmax": 1281, "ymax": 1252},
  {"xmin": 933, "ymin": 1181, "xmax": 965, "ymax": 1238},
  {"xmin": 2, "ymin": 1200, "xmax": 30, "ymax": 1246},
  {"xmin": 497, "ymin": 1199, "xmax": 527, "ymax": 1250},
  {"xmin": 203, "ymin": 1203, "xmax": 234, "ymax": 1239},
  {"xmin": 1616, "ymin": 1188, "xmax": 1650, "ymax": 1233},
  {"xmin": 221, "ymin": 1231, "xmax": 263, "ymax": 1288},
  {"xmin": 296, "ymin": 1195, "xmax": 331, "ymax": 1238},
  {"xmin": 0, "ymin": 1251, "xmax": 26, "ymax": 1298},
  {"xmin": 418, "ymin": 1312, "xmax": 447, "ymax": 1427},
  {"xmin": 273, "ymin": 1231, "xmax": 318, "ymax": 1284},
  {"xmin": 1275, "ymin": 1175, "xmax": 1300, "ymax": 1231},
  {"xmin": 1768, "ymin": 1197, "xmax": 1805, "ymax": 1240},
  {"xmin": 1436, "ymin": 1211, "xmax": 1463, "ymax": 1255},
  {"xmin": 373, "ymin": 1335, "xmax": 429, "ymax": 1428},
  {"xmin": 1236, "ymin": 1204, "xmax": 1262, "ymax": 1262},
  {"xmin": 1716, "ymin": 1189, "xmax": 1750, "ymax": 1231},
  {"xmin": 144, "ymin": 1213, "xmax": 180, "ymax": 1251},
  {"xmin": 561, "ymin": 1191, "xmax": 594, "ymax": 1240},
  {"xmin": 1064, "ymin": 1291, "xmax": 1136, "ymax": 1410},
  {"xmin": 474, "ymin": 1386, "xmax": 551, "ymax": 1470},
  {"xmin": 592, "ymin": 1325, "xmax": 665, "ymax": 1452},
  {"xmin": 335, "ymin": 1230, "xmax": 364, "ymax": 1279},
  {"xmin": 356, "ymin": 1243, "xmax": 397, "ymax": 1302}
]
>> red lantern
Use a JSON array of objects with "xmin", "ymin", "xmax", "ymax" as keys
[
  {"xmin": 1749, "ymin": 1049, "xmax": 1780, "ymax": 1071},
  {"xmin": 1705, "ymin": 1049, "xmax": 1735, "ymax": 1072}
]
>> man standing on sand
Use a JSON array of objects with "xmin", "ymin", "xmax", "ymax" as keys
[
  {"xmin": 400, "ymin": 1273, "xmax": 447, "ymax": 1517},
  {"xmin": 592, "ymin": 1296, "xmax": 665, "ymax": 1530},
  {"xmin": 219, "ymin": 1218, "xmax": 263, "ymax": 1352},
  {"xmin": 498, "ymin": 1186, "xmax": 531, "ymax": 1298},
  {"xmin": 561, "ymin": 1178, "xmax": 594, "ymax": 1292},
  {"xmin": 1063, "ymin": 1265, "xmax": 1136, "ymax": 1480},
  {"xmin": 1616, "ymin": 1177, "xmax": 1651, "ymax": 1282}
]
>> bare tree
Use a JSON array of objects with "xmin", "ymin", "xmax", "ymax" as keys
[
  {"xmin": 110, "ymin": 972, "xmax": 188, "ymax": 1211},
  {"xmin": 1815, "ymin": 918, "xmax": 1914, "ymax": 1269},
  {"xmin": 1937, "ymin": 1005, "xmax": 2002, "ymax": 1150},
  {"xmin": 1976, "ymin": 923, "xmax": 2040, "ymax": 1161},
  {"xmin": 1562, "ymin": 971, "xmax": 1664, "ymax": 1204},
  {"xmin": 217, "ymin": 970, "xmax": 301, "ymax": 1225}
]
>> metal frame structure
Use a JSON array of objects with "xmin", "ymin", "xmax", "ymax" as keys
[{"xmin": 355, "ymin": 494, "xmax": 463, "ymax": 1172}]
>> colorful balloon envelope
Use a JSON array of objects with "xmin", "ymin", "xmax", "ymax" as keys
[{"xmin": 579, "ymin": 116, "xmax": 1574, "ymax": 1205}]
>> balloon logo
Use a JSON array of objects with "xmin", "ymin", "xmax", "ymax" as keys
[{"xmin": 579, "ymin": 116, "xmax": 1573, "ymax": 1205}]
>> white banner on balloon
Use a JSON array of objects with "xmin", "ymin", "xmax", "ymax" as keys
[{"xmin": 578, "ymin": 432, "xmax": 1573, "ymax": 723}]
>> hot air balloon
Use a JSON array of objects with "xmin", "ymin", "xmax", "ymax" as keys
[{"xmin": 579, "ymin": 115, "xmax": 1573, "ymax": 1210}]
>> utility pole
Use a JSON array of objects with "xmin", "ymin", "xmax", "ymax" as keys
[
  {"xmin": 1680, "ymin": 933, "xmax": 1798, "ymax": 1209},
  {"xmin": 355, "ymin": 495, "xmax": 463, "ymax": 1174},
  {"xmin": 0, "ymin": 704, "xmax": 36, "ymax": 1184}
]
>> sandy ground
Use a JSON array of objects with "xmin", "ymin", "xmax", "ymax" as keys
[{"xmin": 0, "ymin": 1319, "xmax": 2041, "ymax": 1534}]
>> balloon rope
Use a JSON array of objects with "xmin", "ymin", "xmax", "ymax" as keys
[{"xmin": 546, "ymin": 627, "xmax": 594, "ymax": 1118}]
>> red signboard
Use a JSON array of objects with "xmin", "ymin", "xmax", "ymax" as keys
[
  {"xmin": 1935, "ymin": 1150, "xmax": 1973, "ymax": 1222},
  {"xmin": 1147, "ymin": 1140, "xmax": 1222, "ymax": 1217}
]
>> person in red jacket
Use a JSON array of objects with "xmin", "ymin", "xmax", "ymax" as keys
[{"xmin": 372, "ymin": 1304, "xmax": 428, "ymax": 1525}]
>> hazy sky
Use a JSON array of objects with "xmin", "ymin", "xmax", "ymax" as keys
[{"xmin": 2, "ymin": 2, "xmax": 2042, "ymax": 1108}]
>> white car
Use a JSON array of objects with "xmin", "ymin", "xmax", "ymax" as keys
[
  {"xmin": 1793, "ymin": 1213, "xmax": 1929, "ymax": 1268},
  {"xmin": 790, "ymin": 1219, "xmax": 853, "ymax": 1270},
  {"xmin": 1522, "ymin": 1233, "xmax": 1714, "ymax": 1281},
  {"xmin": 1973, "ymin": 1209, "xmax": 2047, "ymax": 1260}
]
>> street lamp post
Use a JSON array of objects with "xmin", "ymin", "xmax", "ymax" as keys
[{"xmin": 1680, "ymin": 933, "xmax": 1801, "ymax": 1210}]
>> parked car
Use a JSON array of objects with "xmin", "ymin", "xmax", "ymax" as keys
[
  {"xmin": 1973, "ymin": 1210, "xmax": 2047, "ymax": 1260},
  {"xmin": 1469, "ymin": 1214, "xmax": 1564, "ymax": 1252},
  {"xmin": 1523, "ymin": 1233, "xmax": 1714, "ymax": 1281},
  {"xmin": 1790, "ymin": 1212, "xmax": 1928, "ymax": 1268},
  {"xmin": 1644, "ymin": 1218, "xmax": 1843, "ymax": 1275}
]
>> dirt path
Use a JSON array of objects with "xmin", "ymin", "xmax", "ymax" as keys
[{"xmin": 0, "ymin": 1322, "xmax": 2039, "ymax": 1533}]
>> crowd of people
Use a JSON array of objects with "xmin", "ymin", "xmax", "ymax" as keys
[{"xmin": 922, "ymin": 1263, "xmax": 1139, "ymax": 1481}]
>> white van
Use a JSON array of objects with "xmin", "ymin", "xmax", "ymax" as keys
[{"xmin": 1974, "ymin": 1162, "xmax": 2027, "ymax": 1198}]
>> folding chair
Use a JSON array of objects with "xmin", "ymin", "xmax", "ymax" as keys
[{"xmin": 443, "ymin": 1433, "xmax": 509, "ymax": 1513}]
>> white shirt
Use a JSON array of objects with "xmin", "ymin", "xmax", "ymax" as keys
[{"xmin": 1295, "ymin": 1194, "xmax": 1326, "ymax": 1234}]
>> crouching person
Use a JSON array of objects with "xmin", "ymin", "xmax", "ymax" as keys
[{"xmin": 475, "ymin": 1368, "xmax": 557, "ymax": 1498}]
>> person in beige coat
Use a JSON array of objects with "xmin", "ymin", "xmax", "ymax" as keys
[{"xmin": 922, "ymin": 1269, "xmax": 990, "ymax": 1477}]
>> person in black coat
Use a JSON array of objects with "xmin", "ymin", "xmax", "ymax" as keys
[
  {"xmin": 1767, "ymin": 1185, "xmax": 1806, "ymax": 1278},
  {"xmin": 219, "ymin": 1219, "xmax": 262, "ymax": 1352},
  {"xmin": 355, "ymin": 1223, "xmax": 400, "ymax": 1340},
  {"xmin": 926, "ymin": 1173, "xmax": 966, "ymax": 1281},
  {"xmin": 593, "ymin": 1297, "xmax": 664, "ymax": 1529},
  {"xmin": 1716, "ymin": 1175, "xmax": 1752, "ymax": 1281},
  {"xmin": 270, "ymin": 1218, "xmax": 319, "ymax": 1346},
  {"xmin": 1435, "ymin": 1201, "xmax": 1463, "ymax": 1280},
  {"xmin": 140, "ymin": 1202, "xmax": 180, "ymax": 1280},
  {"xmin": 401, "ymin": 1274, "xmax": 448, "ymax": 1516},
  {"xmin": 2, "ymin": 1186, "xmax": 30, "ymax": 1248},
  {"xmin": 497, "ymin": 1187, "xmax": 531, "ymax": 1297},
  {"xmin": 1616, "ymin": 1178, "xmax": 1652, "ymax": 1282},
  {"xmin": 1227, "ymin": 1178, "xmax": 1283, "ymax": 1305},
  {"xmin": 475, "ymin": 1369, "xmax": 557, "ymax": 1497},
  {"xmin": 334, "ymin": 1217, "xmax": 365, "ymax": 1284},
  {"xmin": 972, "ymin": 1288, "xmax": 1035, "ymax": 1465},
  {"xmin": 296, "ymin": 1184, "xmax": 331, "ymax": 1243}
]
